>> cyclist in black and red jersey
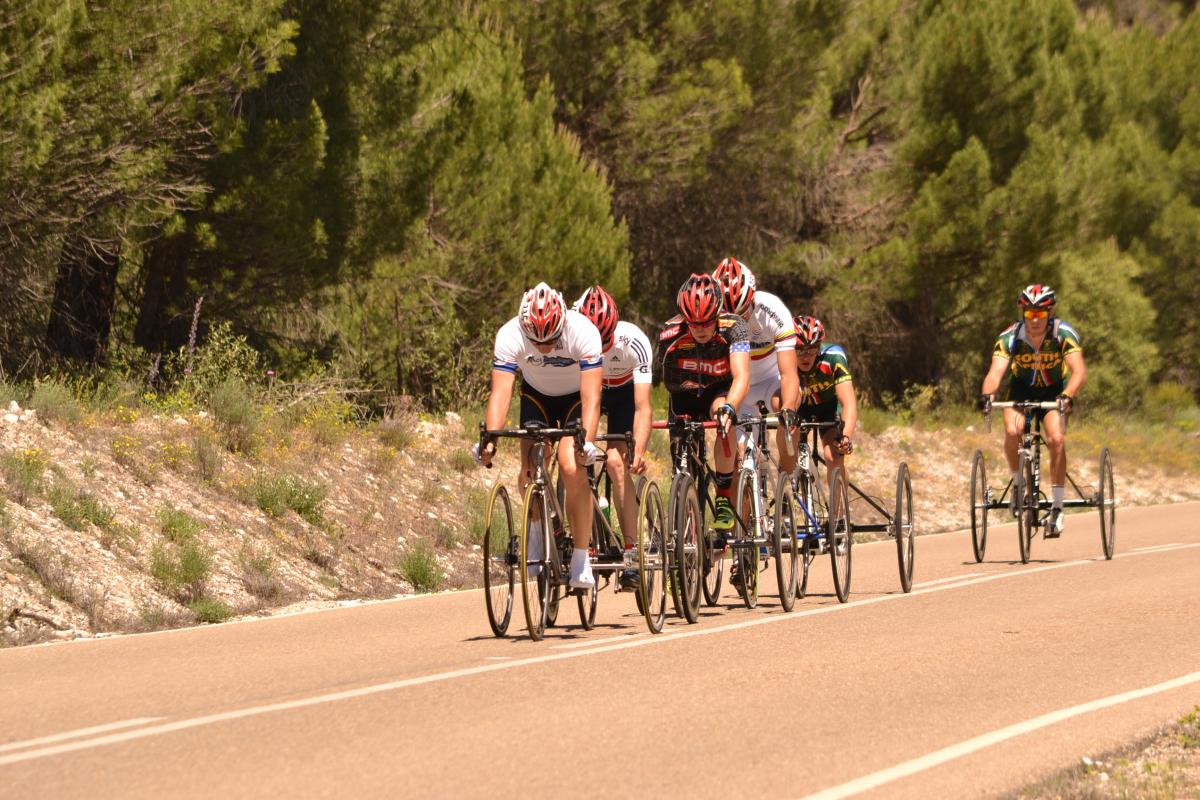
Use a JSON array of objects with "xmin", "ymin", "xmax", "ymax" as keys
[{"xmin": 657, "ymin": 273, "xmax": 751, "ymax": 534}]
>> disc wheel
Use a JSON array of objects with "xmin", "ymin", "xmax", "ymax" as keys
[
  {"xmin": 670, "ymin": 472, "xmax": 702, "ymax": 623},
  {"xmin": 828, "ymin": 467, "xmax": 853, "ymax": 603},
  {"xmin": 483, "ymin": 484, "xmax": 515, "ymax": 636},
  {"xmin": 700, "ymin": 478, "xmax": 724, "ymax": 606},
  {"xmin": 1016, "ymin": 452, "xmax": 1036, "ymax": 565},
  {"xmin": 637, "ymin": 479, "xmax": 668, "ymax": 633},
  {"xmin": 520, "ymin": 483, "xmax": 553, "ymax": 641},
  {"xmin": 773, "ymin": 471, "xmax": 797, "ymax": 611},
  {"xmin": 1098, "ymin": 448, "xmax": 1116, "ymax": 560},
  {"xmin": 894, "ymin": 462, "xmax": 915, "ymax": 593},
  {"xmin": 732, "ymin": 469, "xmax": 759, "ymax": 609},
  {"xmin": 969, "ymin": 450, "xmax": 988, "ymax": 563}
]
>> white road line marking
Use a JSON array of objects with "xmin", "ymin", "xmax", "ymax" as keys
[
  {"xmin": 483, "ymin": 656, "xmax": 513, "ymax": 661},
  {"xmin": 1115, "ymin": 543, "xmax": 1193, "ymax": 558},
  {"xmin": 1130, "ymin": 543, "xmax": 1182, "ymax": 553},
  {"xmin": 2, "ymin": 543, "xmax": 1196, "ymax": 768},
  {"xmin": 553, "ymin": 631, "xmax": 656, "ymax": 649},
  {"xmin": 913, "ymin": 573, "xmax": 984, "ymax": 588},
  {"xmin": 0, "ymin": 718, "xmax": 163, "ymax": 754},
  {"xmin": 799, "ymin": 670, "xmax": 1200, "ymax": 800}
]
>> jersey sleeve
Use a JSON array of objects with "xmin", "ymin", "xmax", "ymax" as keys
[
  {"xmin": 823, "ymin": 345, "xmax": 853, "ymax": 385},
  {"xmin": 492, "ymin": 319, "xmax": 521, "ymax": 374},
  {"xmin": 630, "ymin": 325, "xmax": 654, "ymax": 385},
  {"xmin": 992, "ymin": 324, "xmax": 1017, "ymax": 360},
  {"xmin": 1057, "ymin": 321, "xmax": 1082, "ymax": 355},
  {"xmin": 723, "ymin": 315, "xmax": 751, "ymax": 354},
  {"xmin": 762, "ymin": 293, "xmax": 797, "ymax": 351},
  {"xmin": 569, "ymin": 312, "xmax": 604, "ymax": 372}
]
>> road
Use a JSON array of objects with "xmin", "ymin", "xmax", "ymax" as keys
[{"xmin": 2, "ymin": 502, "xmax": 1198, "ymax": 798}]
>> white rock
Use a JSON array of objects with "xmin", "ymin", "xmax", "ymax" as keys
[
  {"xmin": 2, "ymin": 413, "xmax": 17, "ymax": 424},
  {"xmin": 6, "ymin": 400, "xmax": 18, "ymax": 412},
  {"xmin": 197, "ymin": 411, "xmax": 208, "ymax": 419},
  {"xmin": 445, "ymin": 411, "xmax": 462, "ymax": 425},
  {"xmin": 372, "ymin": 512, "xmax": 384, "ymax": 522},
  {"xmin": 425, "ymin": 511, "xmax": 436, "ymax": 519},
  {"xmin": 172, "ymin": 415, "xmax": 188, "ymax": 425}
]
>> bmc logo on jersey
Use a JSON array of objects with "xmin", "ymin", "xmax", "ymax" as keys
[{"xmin": 680, "ymin": 358, "xmax": 728, "ymax": 376}]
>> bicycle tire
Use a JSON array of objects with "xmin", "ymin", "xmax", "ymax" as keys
[
  {"xmin": 795, "ymin": 468, "xmax": 824, "ymax": 600},
  {"xmin": 637, "ymin": 479, "xmax": 668, "ymax": 633},
  {"xmin": 732, "ymin": 469, "xmax": 759, "ymax": 609},
  {"xmin": 700, "ymin": 477, "xmax": 724, "ymax": 606},
  {"xmin": 520, "ymin": 483, "xmax": 553, "ymax": 641},
  {"xmin": 828, "ymin": 467, "xmax": 853, "ymax": 603},
  {"xmin": 1098, "ymin": 448, "xmax": 1116, "ymax": 560},
  {"xmin": 1016, "ymin": 452, "xmax": 1035, "ymax": 564},
  {"xmin": 773, "ymin": 470, "xmax": 797, "ymax": 611},
  {"xmin": 576, "ymin": 582, "xmax": 598, "ymax": 629},
  {"xmin": 670, "ymin": 472, "xmax": 702, "ymax": 624},
  {"xmin": 895, "ymin": 462, "xmax": 915, "ymax": 593},
  {"xmin": 482, "ymin": 483, "xmax": 515, "ymax": 636},
  {"xmin": 969, "ymin": 449, "xmax": 988, "ymax": 563}
]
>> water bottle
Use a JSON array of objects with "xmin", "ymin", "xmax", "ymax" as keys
[{"xmin": 598, "ymin": 495, "xmax": 612, "ymax": 523}]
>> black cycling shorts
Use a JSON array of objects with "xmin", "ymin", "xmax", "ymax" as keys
[
  {"xmin": 668, "ymin": 384, "xmax": 729, "ymax": 423},
  {"xmin": 1005, "ymin": 381, "xmax": 1064, "ymax": 421},
  {"xmin": 520, "ymin": 384, "xmax": 583, "ymax": 428},
  {"xmin": 796, "ymin": 401, "xmax": 839, "ymax": 425},
  {"xmin": 601, "ymin": 382, "xmax": 635, "ymax": 435}
]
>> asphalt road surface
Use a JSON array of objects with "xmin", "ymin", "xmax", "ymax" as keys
[{"xmin": 3, "ymin": 501, "xmax": 1198, "ymax": 799}]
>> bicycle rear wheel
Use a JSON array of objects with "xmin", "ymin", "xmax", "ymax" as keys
[
  {"xmin": 733, "ymin": 469, "xmax": 759, "ymax": 609},
  {"xmin": 773, "ymin": 471, "xmax": 797, "ymax": 611},
  {"xmin": 483, "ymin": 484, "xmax": 515, "ymax": 636},
  {"xmin": 520, "ymin": 483, "xmax": 553, "ymax": 641},
  {"xmin": 577, "ymin": 582, "xmax": 598, "ymax": 629},
  {"xmin": 700, "ymin": 478, "xmax": 723, "ymax": 606},
  {"xmin": 1098, "ymin": 448, "xmax": 1116, "ymax": 560},
  {"xmin": 894, "ymin": 462, "xmax": 914, "ymax": 593},
  {"xmin": 1016, "ymin": 453, "xmax": 1035, "ymax": 564},
  {"xmin": 969, "ymin": 450, "xmax": 988, "ymax": 563},
  {"xmin": 795, "ymin": 469, "xmax": 824, "ymax": 600},
  {"xmin": 828, "ymin": 467, "xmax": 852, "ymax": 603},
  {"xmin": 637, "ymin": 479, "xmax": 668, "ymax": 633},
  {"xmin": 670, "ymin": 472, "xmax": 702, "ymax": 624}
]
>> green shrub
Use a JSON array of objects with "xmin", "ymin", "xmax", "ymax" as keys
[
  {"xmin": 187, "ymin": 597, "xmax": 234, "ymax": 624},
  {"xmin": 0, "ymin": 380, "xmax": 25, "ymax": 407},
  {"xmin": 209, "ymin": 377, "xmax": 260, "ymax": 454},
  {"xmin": 252, "ymin": 472, "xmax": 327, "ymax": 526},
  {"xmin": 449, "ymin": 449, "xmax": 475, "ymax": 473},
  {"xmin": 1, "ymin": 448, "xmax": 47, "ymax": 503},
  {"xmin": 377, "ymin": 419, "xmax": 416, "ymax": 450},
  {"xmin": 240, "ymin": 546, "xmax": 284, "ymax": 601},
  {"xmin": 1144, "ymin": 382, "xmax": 1199, "ymax": 425},
  {"xmin": 398, "ymin": 543, "xmax": 442, "ymax": 593},
  {"xmin": 29, "ymin": 380, "xmax": 83, "ymax": 425},
  {"xmin": 173, "ymin": 321, "xmax": 261, "ymax": 400},
  {"xmin": 192, "ymin": 432, "xmax": 224, "ymax": 482},
  {"xmin": 1180, "ymin": 706, "xmax": 1200, "ymax": 749},
  {"xmin": 48, "ymin": 484, "xmax": 115, "ymax": 531},
  {"xmin": 151, "ymin": 538, "xmax": 212, "ymax": 602},
  {"xmin": 299, "ymin": 395, "xmax": 355, "ymax": 447},
  {"xmin": 158, "ymin": 505, "xmax": 202, "ymax": 543}
]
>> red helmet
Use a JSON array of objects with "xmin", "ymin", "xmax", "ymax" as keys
[
  {"xmin": 574, "ymin": 285, "xmax": 619, "ymax": 350},
  {"xmin": 713, "ymin": 257, "xmax": 756, "ymax": 316},
  {"xmin": 793, "ymin": 315, "xmax": 825, "ymax": 347},
  {"xmin": 518, "ymin": 282, "xmax": 566, "ymax": 343},
  {"xmin": 1019, "ymin": 284, "xmax": 1056, "ymax": 311},
  {"xmin": 677, "ymin": 273, "xmax": 724, "ymax": 324}
]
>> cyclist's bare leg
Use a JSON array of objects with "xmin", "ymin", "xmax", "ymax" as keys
[
  {"xmin": 557, "ymin": 437, "xmax": 591, "ymax": 550},
  {"xmin": 518, "ymin": 439, "xmax": 552, "ymax": 496},
  {"xmin": 1042, "ymin": 410, "xmax": 1067, "ymax": 485},
  {"xmin": 709, "ymin": 395, "xmax": 736, "ymax": 476},
  {"xmin": 605, "ymin": 440, "xmax": 635, "ymax": 546},
  {"xmin": 821, "ymin": 429, "xmax": 847, "ymax": 513},
  {"xmin": 1002, "ymin": 407, "xmax": 1022, "ymax": 474},
  {"xmin": 772, "ymin": 393, "xmax": 796, "ymax": 474}
]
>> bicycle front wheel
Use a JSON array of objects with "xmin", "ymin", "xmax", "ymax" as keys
[
  {"xmin": 637, "ymin": 479, "xmax": 668, "ymax": 633},
  {"xmin": 773, "ymin": 470, "xmax": 797, "ymax": 611},
  {"xmin": 700, "ymin": 478, "xmax": 723, "ymax": 606},
  {"xmin": 1016, "ymin": 453, "xmax": 1035, "ymax": 565},
  {"xmin": 795, "ymin": 469, "xmax": 824, "ymax": 600},
  {"xmin": 733, "ymin": 469, "xmax": 759, "ymax": 609},
  {"xmin": 483, "ymin": 483, "xmax": 515, "ymax": 636},
  {"xmin": 969, "ymin": 450, "xmax": 988, "ymax": 563},
  {"xmin": 1098, "ymin": 448, "xmax": 1116, "ymax": 559},
  {"xmin": 670, "ymin": 472, "xmax": 702, "ymax": 624},
  {"xmin": 894, "ymin": 462, "xmax": 914, "ymax": 593},
  {"xmin": 520, "ymin": 483, "xmax": 553, "ymax": 641},
  {"xmin": 828, "ymin": 467, "xmax": 852, "ymax": 603}
]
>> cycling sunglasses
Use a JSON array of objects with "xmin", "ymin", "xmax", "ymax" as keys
[{"xmin": 1023, "ymin": 309, "xmax": 1050, "ymax": 321}]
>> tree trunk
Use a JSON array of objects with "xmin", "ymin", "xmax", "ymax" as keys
[
  {"xmin": 134, "ymin": 234, "xmax": 193, "ymax": 353},
  {"xmin": 45, "ymin": 237, "xmax": 121, "ymax": 365}
]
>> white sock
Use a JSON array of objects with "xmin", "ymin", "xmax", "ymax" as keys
[
  {"xmin": 570, "ymin": 547, "xmax": 589, "ymax": 576},
  {"xmin": 1052, "ymin": 486, "xmax": 1064, "ymax": 509}
]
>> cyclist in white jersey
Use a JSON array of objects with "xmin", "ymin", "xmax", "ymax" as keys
[
  {"xmin": 573, "ymin": 286, "xmax": 652, "ymax": 590},
  {"xmin": 472, "ymin": 282, "xmax": 603, "ymax": 589},
  {"xmin": 713, "ymin": 258, "xmax": 799, "ymax": 461}
]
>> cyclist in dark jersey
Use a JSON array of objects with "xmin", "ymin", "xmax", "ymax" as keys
[
  {"xmin": 783, "ymin": 315, "xmax": 858, "ymax": 486},
  {"xmin": 979, "ymin": 284, "xmax": 1087, "ymax": 536},
  {"xmin": 658, "ymin": 273, "xmax": 750, "ymax": 532}
]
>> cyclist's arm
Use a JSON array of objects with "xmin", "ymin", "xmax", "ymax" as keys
[
  {"xmin": 980, "ymin": 355, "xmax": 1010, "ymax": 397},
  {"xmin": 1063, "ymin": 350, "xmax": 1086, "ymax": 399},
  {"xmin": 776, "ymin": 347, "xmax": 799, "ymax": 410},
  {"xmin": 632, "ymin": 382, "xmax": 652, "ymax": 466},
  {"xmin": 579, "ymin": 366, "xmax": 602, "ymax": 443},
  {"xmin": 835, "ymin": 379, "xmax": 858, "ymax": 440},
  {"xmin": 725, "ymin": 350, "xmax": 751, "ymax": 410},
  {"xmin": 485, "ymin": 369, "xmax": 517, "ymax": 432}
]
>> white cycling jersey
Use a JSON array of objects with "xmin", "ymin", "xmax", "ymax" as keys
[
  {"xmin": 602, "ymin": 320, "xmax": 653, "ymax": 388},
  {"xmin": 492, "ymin": 310, "xmax": 603, "ymax": 396},
  {"xmin": 745, "ymin": 291, "xmax": 797, "ymax": 383}
]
